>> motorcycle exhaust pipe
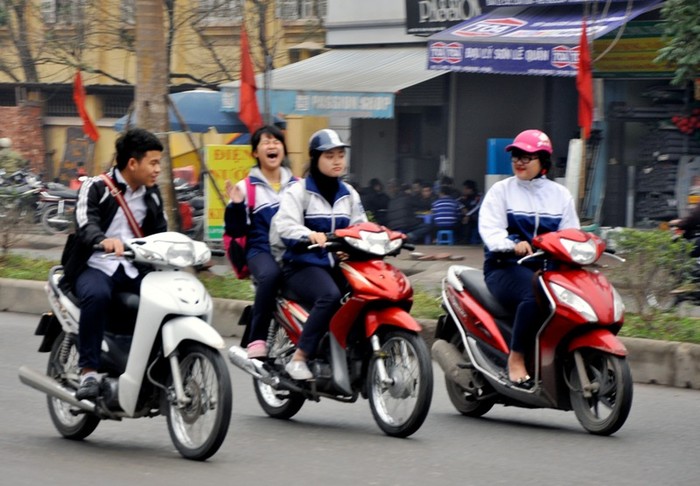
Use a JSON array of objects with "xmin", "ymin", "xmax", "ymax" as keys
[
  {"xmin": 228, "ymin": 346, "xmax": 268, "ymax": 380},
  {"xmin": 431, "ymin": 339, "xmax": 478, "ymax": 391},
  {"xmin": 18, "ymin": 366, "xmax": 95, "ymax": 413}
]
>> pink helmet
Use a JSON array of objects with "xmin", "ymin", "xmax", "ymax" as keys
[{"xmin": 505, "ymin": 129, "xmax": 553, "ymax": 154}]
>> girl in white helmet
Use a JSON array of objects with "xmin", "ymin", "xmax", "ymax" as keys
[
  {"xmin": 479, "ymin": 129, "xmax": 580, "ymax": 388},
  {"xmin": 272, "ymin": 129, "xmax": 367, "ymax": 380}
]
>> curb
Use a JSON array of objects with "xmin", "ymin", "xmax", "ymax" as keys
[{"xmin": 2, "ymin": 277, "xmax": 698, "ymax": 390}]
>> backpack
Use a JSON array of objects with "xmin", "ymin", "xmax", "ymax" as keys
[{"xmin": 223, "ymin": 177, "xmax": 255, "ymax": 279}]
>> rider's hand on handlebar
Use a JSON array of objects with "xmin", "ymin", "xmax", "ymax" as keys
[
  {"xmin": 101, "ymin": 238, "xmax": 125, "ymax": 256},
  {"xmin": 309, "ymin": 231, "xmax": 327, "ymax": 247},
  {"xmin": 513, "ymin": 241, "xmax": 533, "ymax": 257}
]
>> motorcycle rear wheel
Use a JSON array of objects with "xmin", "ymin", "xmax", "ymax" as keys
[
  {"xmin": 253, "ymin": 325, "xmax": 305, "ymax": 419},
  {"xmin": 444, "ymin": 334, "xmax": 495, "ymax": 417},
  {"xmin": 568, "ymin": 350, "xmax": 633, "ymax": 436},
  {"xmin": 164, "ymin": 342, "xmax": 232, "ymax": 461},
  {"xmin": 40, "ymin": 204, "xmax": 72, "ymax": 234},
  {"xmin": 46, "ymin": 332, "xmax": 100, "ymax": 440},
  {"xmin": 367, "ymin": 330, "xmax": 433, "ymax": 438}
]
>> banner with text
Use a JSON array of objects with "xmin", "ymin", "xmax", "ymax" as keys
[{"xmin": 204, "ymin": 145, "xmax": 256, "ymax": 241}]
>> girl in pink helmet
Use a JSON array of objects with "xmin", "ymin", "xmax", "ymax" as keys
[{"xmin": 478, "ymin": 129, "xmax": 580, "ymax": 388}]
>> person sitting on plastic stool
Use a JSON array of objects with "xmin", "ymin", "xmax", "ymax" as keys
[{"xmin": 430, "ymin": 185, "xmax": 463, "ymax": 244}]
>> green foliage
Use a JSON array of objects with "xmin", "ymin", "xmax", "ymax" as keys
[
  {"xmin": 0, "ymin": 149, "xmax": 26, "ymax": 173},
  {"xmin": 620, "ymin": 313, "xmax": 700, "ymax": 344},
  {"xmin": 606, "ymin": 228, "xmax": 695, "ymax": 320},
  {"xmin": 2, "ymin": 253, "xmax": 699, "ymax": 345},
  {"xmin": 655, "ymin": 0, "xmax": 700, "ymax": 86},
  {"xmin": 0, "ymin": 254, "xmax": 57, "ymax": 279},
  {"xmin": 197, "ymin": 271, "xmax": 256, "ymax": 301}
]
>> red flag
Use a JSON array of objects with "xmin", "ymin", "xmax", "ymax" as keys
[
  {"xmin": 576, "ymin": 20, "xmax": 593, "ymax": 140},
  {"xmin": 239, "ymin": 25, "xmax": 263, "ymax": 135},
  {"xmin": 73, "ymin": 70, "xmax": 99, "ymax": 142}
]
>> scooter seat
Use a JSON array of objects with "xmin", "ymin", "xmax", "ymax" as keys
[{"xmin": 456, "ymin": 268, "xmax": 512, "ymax": 319}]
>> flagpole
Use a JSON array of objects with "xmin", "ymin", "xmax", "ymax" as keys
[{"xmin": 579, "ymin": 128, "xmax": 587, "ymax": 214}]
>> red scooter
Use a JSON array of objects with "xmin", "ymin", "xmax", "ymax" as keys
[
  {"xmin": 229, "ymin": 222, "xmax": 433, "ymax": 438},
  {"xmin": 433, "ymin": 228, "xmax": 633, "ymax": 435}
]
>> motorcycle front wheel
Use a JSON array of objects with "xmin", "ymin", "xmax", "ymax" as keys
[
  {"xmin": 46, "ymin": 332, "xmax": 100, "ymax": 440},
  {"xmin": 253, "ymin": 325, "xmax": 305, "ymax": 419},
  {"xmin": 568, "ymin": 349, "xmax": 633, "ymax": 436},
  {"xmin": 367, "ymin": 330, "xmax": 433, "ymax": 438},
  {"xmin": 40, "ymin": 204, "xmax": 72, "ymax": 234},
  {"xmin": 164, "ymin": 343, "xmax": 232, "ymax": 461}
]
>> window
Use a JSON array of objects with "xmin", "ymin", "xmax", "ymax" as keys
[
  {"xmin": 276, "ymin": 0, "xmax": 326, "ymax": 21},
  {"xmin": 45, "ymin": 91, "xmax": 78, "ymax": 117},
  {"xmin": 198, "ymin": 0, "xmax": 243, "ymax": 22},
  {"xmin": 121, "ymin": 0, "xmax": 135, "ymax": 26},
  {"xmin": 102, "ymin": 93, "xmax": 133, "ymax": 118},
  {"xmin": 41, "ymin": 0, "xmax": 86, "ymax": 25}
]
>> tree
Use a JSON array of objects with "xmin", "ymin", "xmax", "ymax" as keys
[
  {"xmin": 134, "ymin": 0, "xmax": 177, "ymax": 229},
  {"xmin": 655, "ymin": 0, "xmax": 700, "ymax": 87}
]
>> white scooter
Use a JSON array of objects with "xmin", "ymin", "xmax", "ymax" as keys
[{"xmin": 19, "ymin": 232, "xmax": 232, "ymax": 461}]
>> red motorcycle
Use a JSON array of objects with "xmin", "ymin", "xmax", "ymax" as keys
[
  {"xmin": 229, "ymin": 222, "xmax": 433, "ymax": 438},
  {"xmin": 433, "ymin": 228, "xmax": 633, "ymax": 435}
]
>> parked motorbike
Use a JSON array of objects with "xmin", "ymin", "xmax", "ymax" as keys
[
  {"xmin": 228, "ymin": 222, "xmax": 433, "ymax": 438},
  {"xmin": 37, "ymin": 182, "xmax": 78, "ymax": 234},
  {"xmin": 19, "ymin": 232, "xmax": 233, "ymax": 460},
  {"xmin": 433, "ymin": 228, "xmax": 633, "ymax": 435},
  {"xmin": 175, "ymin": 178, "xmax": 204, "ymax": 240},
  {"xmin": 0, "ymin": 168, "xmax": 42, "ymax": 223}
]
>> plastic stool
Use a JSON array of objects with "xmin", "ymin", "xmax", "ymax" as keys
[{"xmin": 436, "ymin": 229, "xmax": 455, "ymax": 245}]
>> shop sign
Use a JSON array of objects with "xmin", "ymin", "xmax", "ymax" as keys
[{"xmin": 405, "ymin": 0, "xmax": 482, "ymax": 35}]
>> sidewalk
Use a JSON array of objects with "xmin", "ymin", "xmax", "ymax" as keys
[{"xmin": 3, "ymin": 233, "xmax": 699, "ymax": 390}]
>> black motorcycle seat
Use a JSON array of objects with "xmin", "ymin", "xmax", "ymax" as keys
[
  {"xmin": 47, "ymin": 189, "xmax": 77, "ymax": 199},
  {"xmin": 456, "ymin": 268, "xmax": 512, "ymax": 319}
]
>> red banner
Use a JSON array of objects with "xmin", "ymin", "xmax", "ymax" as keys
[
  {"xmin": 576, "ymin": 20, "xmax": 593, "ymax": 140},
  {"xmin": 239, "ymin": 25, "xmax": 263, "ymax": 135},
  {"xmin": 73, "ymin": 70, "xmax": 99, "ymax": 142}
]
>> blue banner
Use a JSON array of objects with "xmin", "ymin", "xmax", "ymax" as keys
[{"xmin": 428, "ymin": 0, "xmax": 662, "ymax": 76}]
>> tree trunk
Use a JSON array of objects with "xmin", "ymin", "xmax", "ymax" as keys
[{"xmin": 134, "ymin": 0, "xmax": 178, "ymax": 231}]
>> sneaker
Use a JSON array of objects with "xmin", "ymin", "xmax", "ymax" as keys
[
  {"xmin": 75, "ymin": 376, "xmax": 99, "ymax": 401},
  {"xmin": 247, "ymin": 340, "xmax": 268, "ymax": 360},
  {"xmin": 285, "ymin": 360, "xmax": 313, "ymax": 381}
]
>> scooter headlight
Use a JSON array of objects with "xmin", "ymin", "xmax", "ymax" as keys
[
  {"xmin": 612, "ymin": 285, "xmax": 625, "ymax": 322},
  {"xmin": 345, "ymin": 230, "xmax": 402, "ymax": 256},
  {"xmin": 560, "ymin": 238, "xmax": 598, "ymax": 265},
  {"xmin": 549, "ymin": 282, "xmax": 598, "ymax": 322},
  {"xmin": 165, "ymin": 241, "xmax": 196, "ymax": 267}
]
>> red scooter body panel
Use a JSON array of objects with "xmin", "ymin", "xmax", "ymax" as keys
[
  {"xmin": 364, "ymin": 308, "xmax": 422, "ymax": 338},
  {"xmin": 545, "ymin": 269, "xmax": 618, "ymax": 325},
  {"xmin": 340, "ymin": 261, "xmax": 413, "ymax": 301},
  {"xmin": 445, "ymin": 286, "xmax": 510, "ymax": 355},
  {"xmin": 567, "ymin": 328, "xmax": 628, "ymax": 356}
]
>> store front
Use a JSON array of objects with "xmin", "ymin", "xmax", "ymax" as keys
[{"xmin": 424, "ymin": 0, "xmax": 699, "ymax": 227}]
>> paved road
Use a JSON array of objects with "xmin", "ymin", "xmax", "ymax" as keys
[{"xmin": 2, "ymin": 312, "xmax": 699, "ymax": 486}]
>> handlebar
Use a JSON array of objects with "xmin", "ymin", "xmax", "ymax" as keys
[{"xmin": 516, "ymin": 250, "xmax": 545, "ymax": 265}]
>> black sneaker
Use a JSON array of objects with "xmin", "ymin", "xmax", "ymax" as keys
[{"xmin": 75, "ymin": 376, "xmax": 99, "ymax": 401}]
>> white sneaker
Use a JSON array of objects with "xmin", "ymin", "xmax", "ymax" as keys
[{"xmin": 285, "ymin": 360, "xmax": 313, "ymax": 381}]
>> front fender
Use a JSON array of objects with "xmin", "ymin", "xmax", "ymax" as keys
[
  {"xmin": 161, "ymin": 316, "xmax": 225, "ymax": 357},
  {"xmin": 568, "ymin": 328, "xmax": 628, "ymax": 357},
  {"xmin": 365, "ymin": 308, "xmax": 422, "ymax": 338}
]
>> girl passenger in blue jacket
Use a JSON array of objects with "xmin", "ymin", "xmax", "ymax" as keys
[
  {"xmin": 224, "ymin": 125, "xmax": 298, "ymax": 359},
  {"xmin": 272, "ymin": 129, "xmax": 367, "ymax": 380}
]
